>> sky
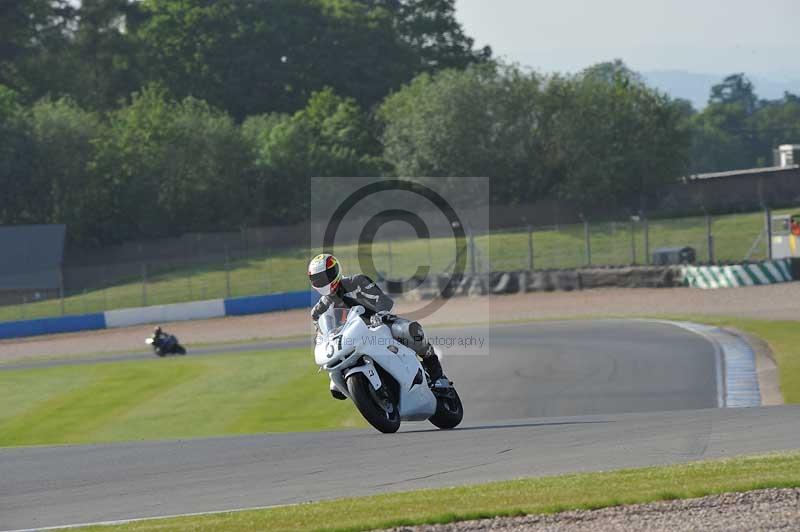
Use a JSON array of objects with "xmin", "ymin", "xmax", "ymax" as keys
[{"xmin": 455, "ymin": 0, "xmax": 800, "ymax": 79}]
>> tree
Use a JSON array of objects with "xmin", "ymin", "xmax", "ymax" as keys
[
  {"xmin": 0, "ymin": 1, "xmax": 74, "ymax": 91},
  {"xmin": 544, "ymin": 71, "xmax": 691, "ymax": 211},
  {"xmin": 136, "ymin": 0, "xmax": 490, "ymax": 119},
  {"xmin": 27, "ymin": 98, "xmax": 106, "ymax": 244},
  {"xmin": 751, "ymin": 91, "xmax": 800, "ymax": 167},
  {"xmin": 689, "ymin": 74, "xmax": 761, "ymax": 173},
  {"xmin": 380, "ymin": 64, "xmax": 548, "ymax": 202},
  {"xmin": 709, "ymin": 73, "xmax": 757, "ymax": 114},
  {"xmin": 243, "ymin": 89, "xmax": 384, "ymax": 224},
  {"xmin": 91, "ymin": 85, "xmax": 253, "ymax": 243},
  {"xmin": 137, "ymin": 0, "xmax": 395, "ymax": 118},
  {"xmin": 0, "ymin": 85, "xmax": 39, "ymax": 224},
  {"xmin": 65, "ymin": 0, "xmax": 145, "ymax": 111},
  {"xmin": 386, "ymin": 0, "xmax": 491, "ymax": 70},
  {"xmin": 582, "ymin": 58, "xmax": 642, "ymax": 85}
]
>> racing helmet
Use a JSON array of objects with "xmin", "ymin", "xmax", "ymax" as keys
[{"xmin": 308, "ymin": 253, "xmax": 342, "ymax": 296}]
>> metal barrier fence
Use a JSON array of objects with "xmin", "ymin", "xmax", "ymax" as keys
[{"xmin": 0, "ymin": 207, "xmax": 778, "ymax": 322}]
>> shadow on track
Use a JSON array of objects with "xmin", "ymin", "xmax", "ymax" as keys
[{"xmin": 400, "ymin": 419, "xmax": 612, "ymax": 434}]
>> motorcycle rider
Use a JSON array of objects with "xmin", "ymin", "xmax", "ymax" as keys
[
  {"xmin": 152, "ymin": 326, "xmax": 166, "ymax": 346},
  {"xmin": 308, "ymin": 253, "xmax": 447, "ymax": 399},
  {"xmin": 151, "ymin": 326, "xmax": 175, "ymax": 351}
]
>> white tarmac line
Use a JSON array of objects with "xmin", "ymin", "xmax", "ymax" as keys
[{"xmin": 3, "ymin": 502, "xmax": 298, "ymax": 532}]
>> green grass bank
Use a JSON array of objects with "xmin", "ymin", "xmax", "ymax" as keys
[
  {"xmin": 69, "ymin": 451, "xmax": 800, "ymax": 532},
  {"xmin": 0, "ymin": 348, "xmax": 365, "ymax": 447}
]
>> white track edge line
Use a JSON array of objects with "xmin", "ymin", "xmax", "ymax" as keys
[{"xmin": 2, "ymin": 502, "xmax": 300, "ymax": 532}]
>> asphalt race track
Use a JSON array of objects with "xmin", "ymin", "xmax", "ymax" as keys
[{"xmin": 2, "ymin": 320, "xmax": 799, "ymax": 531}]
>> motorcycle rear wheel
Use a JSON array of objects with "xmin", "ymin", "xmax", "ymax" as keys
[
  {"xmin": 347, "ymin": 373, "xmax": 400, "ymax": 434},
  {"xmin": 429, "ymin": 387, "xmax": 463, "ymax": 429}
]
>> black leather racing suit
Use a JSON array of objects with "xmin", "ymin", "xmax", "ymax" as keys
[{"xmin": 311, "ymin": 275, "xmax": 444, "ymax": 380}]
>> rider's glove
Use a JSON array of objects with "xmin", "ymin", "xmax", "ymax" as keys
[
  {"xmin": 370, "ymin": 311, "xmax": 390, "ymax": 327},
  {"xmin": 310, "ymin": 295, "xmax": 333, "ymax": 322}
]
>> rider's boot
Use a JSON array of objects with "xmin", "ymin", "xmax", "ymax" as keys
[
  {"xmin": 420, "ymin": 344, "xmax": 449, "ymax": 387},
  {"xmin": 330, "ymin": 378, "xmax": 346, "ymax": 400}
]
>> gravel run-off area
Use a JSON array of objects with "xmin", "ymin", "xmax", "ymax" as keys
[
  {"xmin": 390, "ymin": 488, "xmax": 800, "ymax": 532},
  {"xmin": 2, "ymin": 283, "xmax": 800, "ymax": 362}
]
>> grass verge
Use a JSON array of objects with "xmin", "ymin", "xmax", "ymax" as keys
[
  {"xmin": 68, "ymin": 451, "xmax": 800, "ymax": 531},
  {"xmin": 0, "ymin": 348, "xmax": 364, "ymax": 446}
]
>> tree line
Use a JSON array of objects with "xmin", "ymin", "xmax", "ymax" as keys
[{"xmin": 1, "ymin": 2, "xmax": 799, "ymax": 247}]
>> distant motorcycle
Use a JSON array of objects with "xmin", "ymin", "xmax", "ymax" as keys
[{"xmin": 145, "ymin": 334, "xmax": 187, "ymax": 357}]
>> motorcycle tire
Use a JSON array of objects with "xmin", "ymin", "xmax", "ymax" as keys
[
  {"xmin": 155, "ymin": 348, "xmax": 166, "ymax": 357},
  {"xmin": 175, "ymin": 344, "xmax": 187, "ymax": 355},
  {"xmin": 347, "ymin": 373, "xmax": 400, "ymax": 434},
  {"xmin": 429, "ymin": 387, "xmax": 463, "ymax": 430}
]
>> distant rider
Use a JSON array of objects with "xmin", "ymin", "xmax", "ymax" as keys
[
  {"xmin": 151, "ymin": 326, "xmax": 170, "ymax": 349},
  {"xmin": 308, "ymin": 253, "xmax": 447, "ymax": 399},
  {"xmin": 149, "ymin": 326, "xmax": 186, "ymax": 356}
]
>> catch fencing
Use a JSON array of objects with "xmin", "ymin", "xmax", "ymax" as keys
[{"xmin": 0, "ymin": 205, "xmax": 787, "ymax": 322}]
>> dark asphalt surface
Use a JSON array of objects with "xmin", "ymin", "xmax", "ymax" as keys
[
  {"xmin": 1, "ymin": 320, "xmax": 793, "ymax": 531},
  {"xmin": 447, "ymin": 320, "xmax": 719, "ymax": 419}
]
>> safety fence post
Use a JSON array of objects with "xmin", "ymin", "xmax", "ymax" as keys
[
  {"xmin": 102, "ymin": 265, "xmax": 108, "ymax": 311},
  {"xmin": 387, "ymin": 240, "xmax": 393, "ymax": 279},
  {"xmin": 469, "ymin": 232, "xmax": 477, "ymax": 275},
  {"xmin": 59, "ymin": 265, "xmax": 66, "ymax": 316},
  {"xmin": 426, "ymin": 238, "xmax": 433, "ymax": 273},
  {"xmin": 225, "ymin": 245, "xmax": 232, "ymax": 298},
  {"xmin": 765, "ymin": 206, "xmax": 773, "ymax": 259},
  {"xmin": 584, "ymin": 220, "xmax": 592, "ymax": 266},
  {"xmin": 706, "ymin": 213, "xmax": 715, "ymax": 263},
  {"xmin": 629, "ymin": 217, "xmax": 637, "ymax": 264},
  {"xmin": 141, "ymin": 263, "xmax": 148, "ymax": 306},
  {"xmin": 266, "ymin": 248, "xmax": 272, "ymax": 293},
  {"xmin": 527, "ymin": 226, "xmax": 534, "ymax": 270}
]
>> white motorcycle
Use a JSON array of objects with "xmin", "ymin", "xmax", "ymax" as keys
[{"xmin": 314, "ymin": 305, "xmax": 463, "ymax": 433}]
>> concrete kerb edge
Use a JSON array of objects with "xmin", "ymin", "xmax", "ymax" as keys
[
  {"xmin": 724, "ymin": 327, "xmax": 784, "ymax": 406},
  {"xmin": 649, "ymin": 320, "xmax": 763, "ymax": 409}
]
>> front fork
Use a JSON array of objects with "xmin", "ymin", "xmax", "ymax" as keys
[
  {"xmin": 329, "ymin": 357, "xmax": 384, "ymax": 399},
  {"xmin": 344, "ymin": 357, "xmax": 383, "ymax": 390}
]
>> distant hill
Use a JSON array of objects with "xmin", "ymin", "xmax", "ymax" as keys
[{"xmin": 642, "ymin": 70, "xmax": 800, "ymax": 109}]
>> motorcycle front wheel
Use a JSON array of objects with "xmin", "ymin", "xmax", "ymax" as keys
[{"xmin": 347, "ymin": 373, "xmax": 400, "ymax": 434}]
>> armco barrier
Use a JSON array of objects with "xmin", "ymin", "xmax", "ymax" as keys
[
  {"xmin": 104, "ymin": 299, "xmax": 226, "ymax": 328},
  {"xmin": 224, "ymin": 290, "xmax": 319, "ymax": 316},
  {"xmin": 0, "ymin": 290, "xmax": 320, "ymax": 340},
  {"xmin": 0, "ymin": 312, "xmax": 106, "ymax": 340},
  {"xmin": 682, "ymin": 259, "xmax": 794, "ymax": 289}
]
